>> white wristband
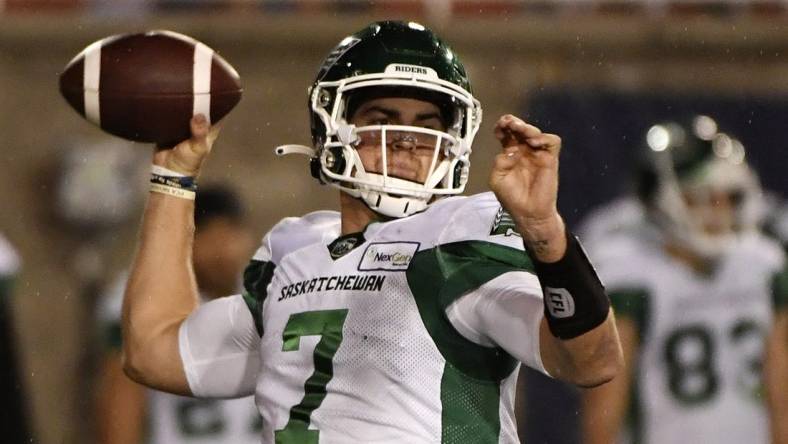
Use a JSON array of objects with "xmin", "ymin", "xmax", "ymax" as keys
[
  {"xmin": 150, "ymin": 183, "xmax": 196, "ymax": 200},
  {"xmin": 151, "ymin": 165, "xmax": 190, "ymax": 178}
]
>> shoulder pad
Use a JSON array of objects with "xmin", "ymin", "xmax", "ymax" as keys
[
  {"xmin": 584, "ymin": 230, "xmax": 659, "ymax": 288},
  {"xmin": 441, "ymin": 192, "xmax": 525, "ymax": 250},
  {"xmin": 734, "ymin": 232, "xmax": 786, "ymax": 272},
  {"xmin": 251, "ymin": 211, "xmax": 341, "ymax": 264},
  {"xmin": 578, "ymin": 197, "xmax": 645, "ymax": 244},
  {"xmin": 405, "ymin": 192, "xmax": 525, "ymax": 250}
]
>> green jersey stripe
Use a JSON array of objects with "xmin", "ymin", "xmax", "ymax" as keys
[
  {"xmin": 609, "ymin": 288, "xmax": 651, "ymax": 339},
  {"xmin": 771, "ymin": 266, "xmax": 788, "ymax": 309},
  {"xmin": 440, "ymin": 363, "xmax": 502, "ymax": 444},
  {"xmin": 242, "ymin": 260, "xmax": 276, "ymax": 336},
  {"xmin": 407, "ymin": 240, "xmax": 532, "ymax": 442}
]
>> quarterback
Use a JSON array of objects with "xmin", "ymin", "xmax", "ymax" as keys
[
  {"xmin": 581, "ymin": 117, "xmax": 788, "ymax": 444},
  {"xmin": 121, "ymin": 21, "xmax": 623, "ymax": 443}
]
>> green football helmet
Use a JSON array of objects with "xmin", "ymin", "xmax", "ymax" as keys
[
  {"xmin": 640, "ymin": 115, "xmax": 763, "ymax": 259},
  {"xmin": 276, "ymin": 21, "xmax": 482, "ymax": 218}
]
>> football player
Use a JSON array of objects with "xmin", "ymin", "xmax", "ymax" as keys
[
  {"xmin": 121, "ymin": 21, "xmax": 623, "ymax": 443},
  {"xmin": 0, "ymin": 233, "xmax": 34, "ymax": 442},
  {"xmin": 580, "ymin": 116, "xmax": 788, "ymax": 444},
  {"xmin": 95, "ymin": 185, "xmax": 259, "ymax": 444},
  {"xmin": 765, "ymin": 199, "xmax": 788, "ymax": 253}
]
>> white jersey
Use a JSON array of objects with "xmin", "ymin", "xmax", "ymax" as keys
[
  {"xmin": 587, "ymin": 223, "xmax": 788, "ymax": 444},
  {"xmin": 0, "ymin": 233, "xmax": 21, "ymax": 279},
  {"xmin": 181, "ymin": 192, "xmax": 549, "ymax": 444},
  {"xmin": 577, "ymin": 196, "xmax": 645, "ymax": 245},
  {"xmin": 98, "ymin": 275, "xmax": 261, "ymax": 444},
  {"xmin": 766, "ymin": 198, "xmax": 788, "ymax": 245}
]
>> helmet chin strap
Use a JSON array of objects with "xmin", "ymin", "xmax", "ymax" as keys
[
  {"xmin": 275, "ymin": 124, "xmax": 460, "ymax": 219},
  {"xmin": 274, "ymin": 143, "xmax": 434, "ymax": 218},
  {"xmin": 358, "ymin": 190, "xmax": 428, "ymax": 218},
  {"xmin": 354, "ymin": 172, "xmax": 431, "ymax": 218}
]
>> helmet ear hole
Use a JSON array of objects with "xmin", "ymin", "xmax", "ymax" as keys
[
  {"xmin": 325, "ymin": 146, "xmax": 347, "ymax": 175},
  {"xmin": 452, "ymin": 161, "xmax": 463, "ymax": 188},
  {"xmin": 310, "ymin": 157, "xmax": 323, "ymax": 182},
  {"xmin": 318, "ymin": 89, "xmax": 332, "ymax": 108},
  {"xmin": 450, "ymin": 160, "xmax": 469, "ymax": 189},
  {"xmin": 311, "ymin": 146, "xmax": 348, "ymax": 181}
]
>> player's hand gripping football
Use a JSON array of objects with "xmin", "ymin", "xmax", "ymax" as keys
[
  {"xmin": 152, "ymin": 114, "xmax": 221, "ymax": 177},
  {"xmin": 489, "ymin": 114, "xmax": 566, "ymax": 261}
]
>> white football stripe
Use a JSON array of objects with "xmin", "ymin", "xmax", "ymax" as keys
[
  {"xmin": 83, "ymin": 40, "xmax": 102, "ymax": 125},
  {"xmin": 193, "ymin": 42, "xmax": 213, "ymax": 124}
]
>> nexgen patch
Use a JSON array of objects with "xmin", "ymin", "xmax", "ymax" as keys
[{"xmin": 358, "ymin": 242, "xmax": 420, "ymax": 271}]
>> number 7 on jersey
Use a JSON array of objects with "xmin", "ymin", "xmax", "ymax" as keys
[{"xmin": 275, "ymin": 309, "xmax": 349, "ymax": 444}]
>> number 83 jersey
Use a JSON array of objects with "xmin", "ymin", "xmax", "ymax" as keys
[
  {"xmin": 587, "ymin": 224, "xmax": 788, "ymax": 444},
  {"xmin": 216, "ymin": 192, "xmax": 547, "ymax": 444}
]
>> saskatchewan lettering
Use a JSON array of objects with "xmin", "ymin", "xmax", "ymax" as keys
[{"xmin": 279, "ymin": 274, "xmax": 385, "ymax": 301}]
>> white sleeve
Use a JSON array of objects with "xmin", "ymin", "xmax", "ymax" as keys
[
  {"xmin": 0, "ymin": 233, "xmax": 20, "ymax": 277},
  {"xmin": 445, "ymin": 271, "xmax": 549, "ymax": 376},
  {"xmin": 178, "ymin": 294, "xmax": 261, "ymax": 398}
]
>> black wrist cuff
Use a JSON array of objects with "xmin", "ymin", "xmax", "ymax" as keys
[{"xmin": 531, "ymin": 231, "xmax": 609, "ymax": 340}]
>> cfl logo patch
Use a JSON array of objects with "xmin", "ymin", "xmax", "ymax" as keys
[{"xmin": 545, "ymin": 287, "xmax": 575, "ymax": 319}]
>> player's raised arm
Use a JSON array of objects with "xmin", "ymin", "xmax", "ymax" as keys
[
  {"xmin": 122, "ymin": 115, "xmax": 218, "ymax": 394},
  {"xmin": 489, "ymin": 114, "xmax": 623, "ymax": 387},
  {"xmin": 581, "ymin": 315, "xmax": 639, "ymax": 443}
]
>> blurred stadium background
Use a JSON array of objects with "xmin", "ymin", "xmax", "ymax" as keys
[{"xmin": 0, "ymin": 1, "xmax": 786, "ymax": 442}]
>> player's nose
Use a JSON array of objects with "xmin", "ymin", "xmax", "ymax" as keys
[{"xmin": 391, "ymin": 133, "xmax": 417, "ymax": 151}]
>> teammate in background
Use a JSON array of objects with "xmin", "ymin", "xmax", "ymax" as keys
[
  {"xmin": 95, "ymin": 184, "xmax": 258, "ymax": 444},
  {"xmin": 580, "ymin": 116, "xmax": 788, "ymax": 444},
  {"xmin": 0, "ymin": 234, "xmax": 34, "ymax": 442},
  {"xmin": 121, "ymin": 21, "xmax": 623, "ymax": 442},
  {"xmin": 765, "ymin": 200, "xmax": 788, "ymax": 253}
]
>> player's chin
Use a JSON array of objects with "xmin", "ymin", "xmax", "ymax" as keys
[{"xmin": 381, "ymin": 166, "xmax": 422, "ymax": 183}]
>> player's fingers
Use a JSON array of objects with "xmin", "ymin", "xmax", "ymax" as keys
[
  {"xmin": 526, "ymin": 133, "xmax": 562, "ymax": 153},
  {"xmin": 494, "ymin": 115, "xmax": 519, "ymax": 141},
  {"xmin": 492, "ymin": 148, "xmax": 521, "ymax": 171},
  {"xmin": 495, "ymin": 128, "xmax": 518, "ymax": 148},
  {"xmin": 503, "ymin": 145, "xmax": 520, "ymax": 156},
  {"xmin": 187, "ymin": 114, "xmax": 218, "ymax": 158},
  {"xmin": 152, "ymin": 147, "xmax": 168, "ymax": 165},
  {"xmin": 206, "ymin": 120, "xmax": 224, "ymax": 147},
  {"xmin": 190, "ymin": 114, "xmax": 210, "ymax": 141},
  {"xmin": 494, "ymin": 117, "xmax": 511, "ymax": 140},
  {"xmin": 495, "ymin": 115, "xmax": 542, "ymax": 141}
]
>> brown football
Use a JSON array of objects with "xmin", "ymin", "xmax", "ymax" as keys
[{"xmin": 59, "ymin": 30, "xmax": 242, "ymax": 147}]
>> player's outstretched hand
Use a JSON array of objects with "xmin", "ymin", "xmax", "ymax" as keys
[
  {"xmin": 489, "ymin": 114, "xmax": 565, "ymax": 260},
  {"xmin": 152, "ymin": 114, "xmax": 221, "ymax": 177}
]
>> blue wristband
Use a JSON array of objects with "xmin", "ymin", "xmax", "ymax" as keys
[{"xmin": 150, "ymin": 173, "xmax": 197, "ymax": 192}]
